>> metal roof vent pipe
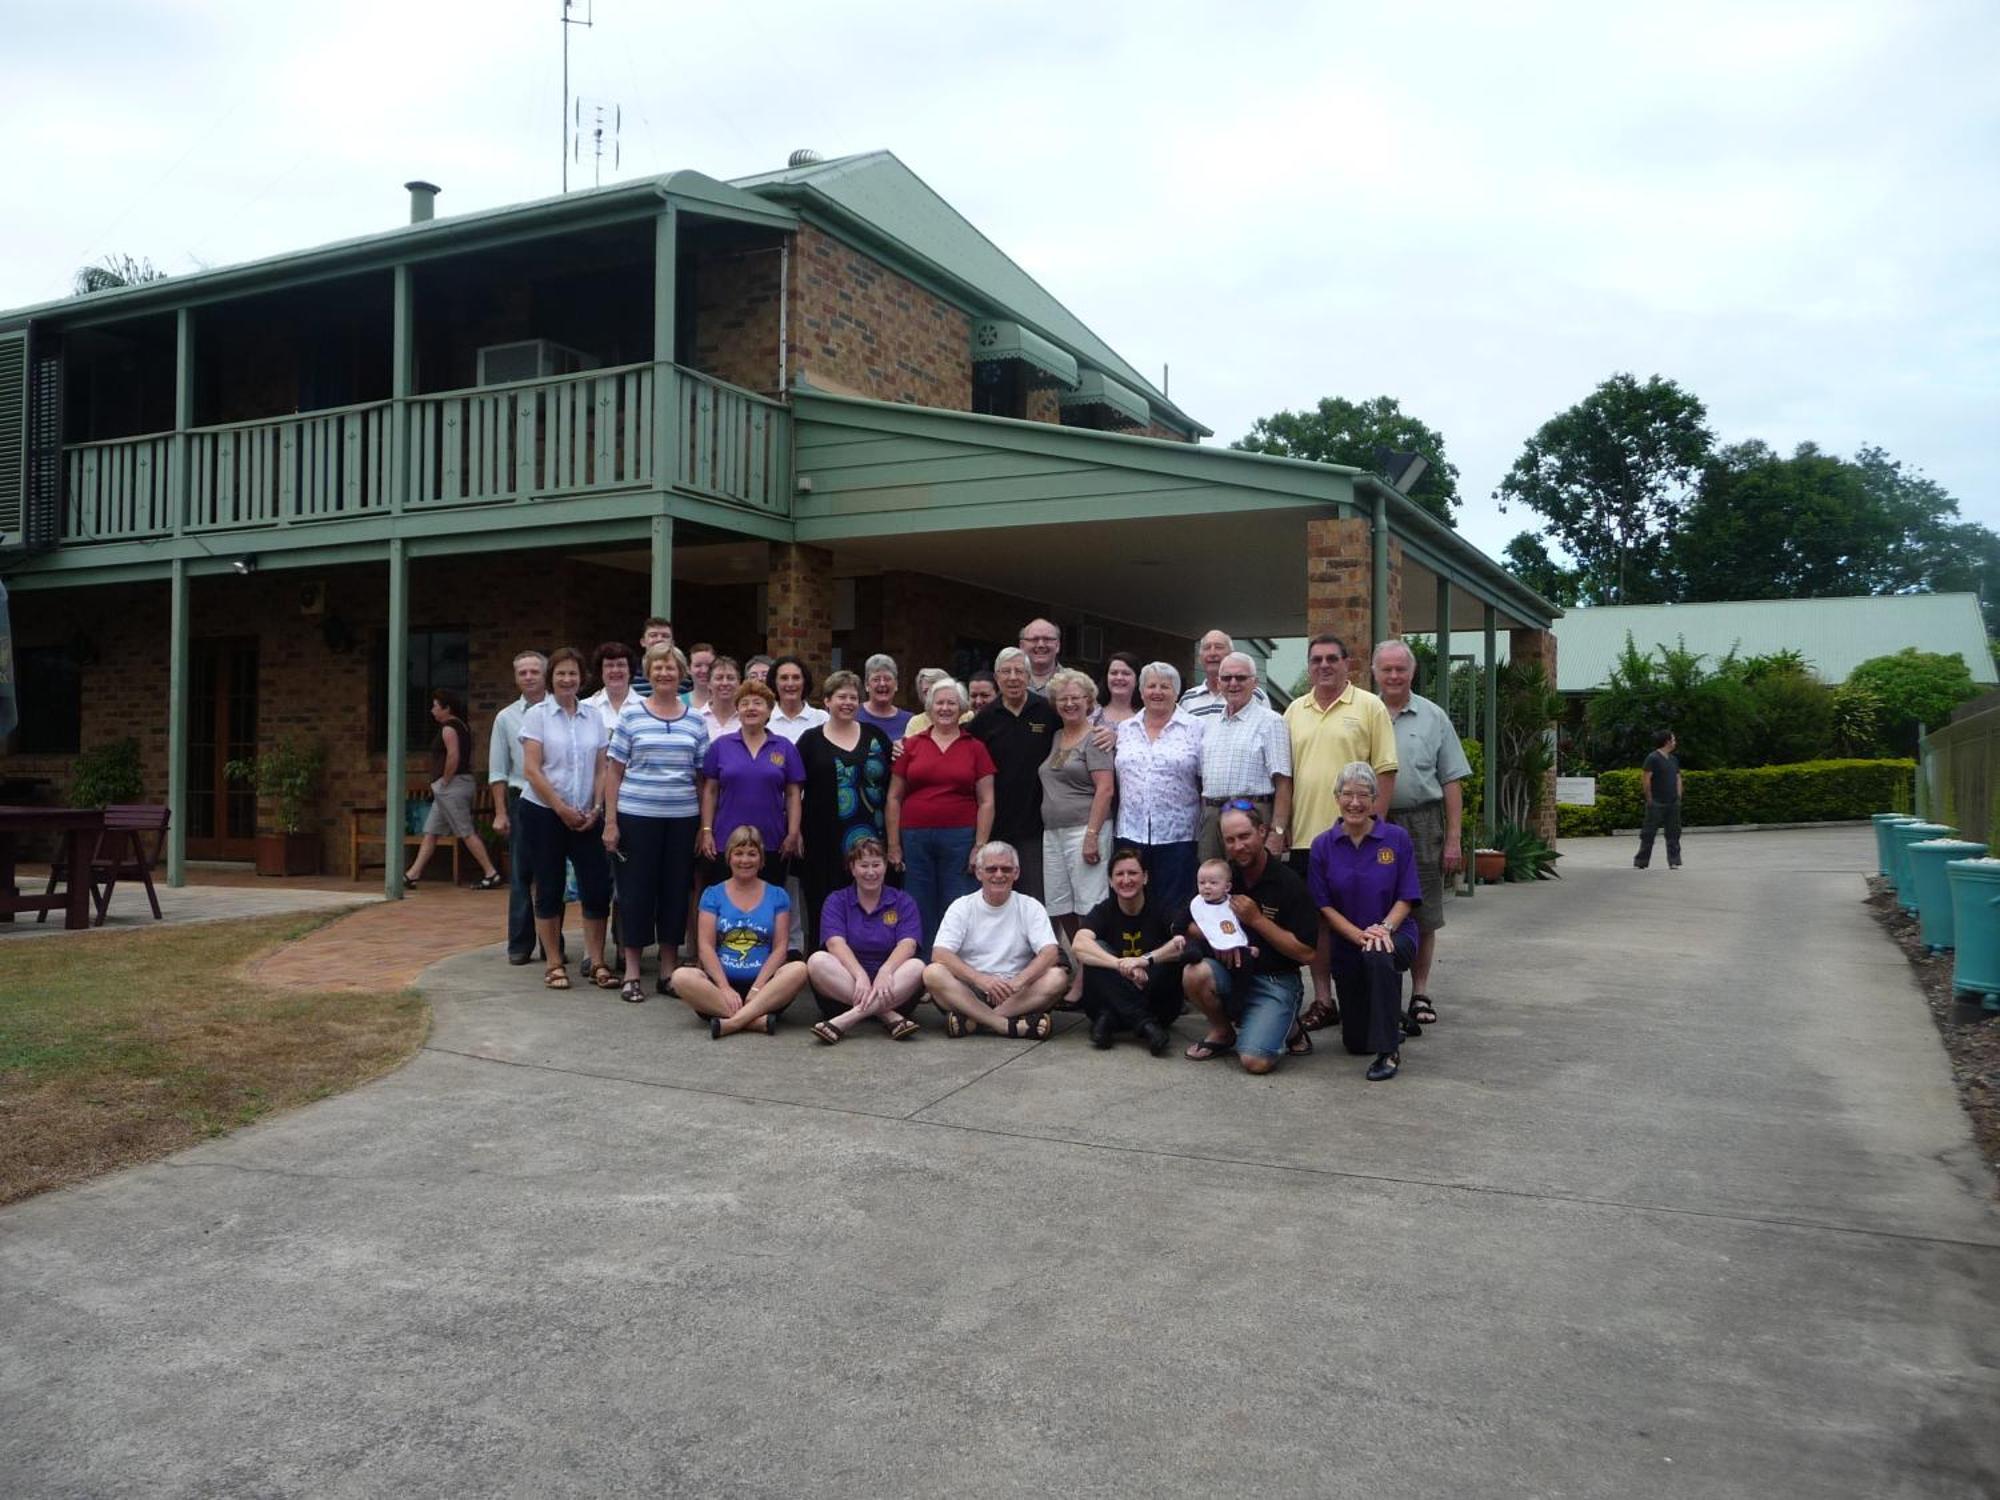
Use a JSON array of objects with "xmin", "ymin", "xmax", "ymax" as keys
[
  {"xmin": 787, "ymin": 149, "xmax": 822, "ymax": 168},
  {"xmin": 404, "ymin": 180, "xmax": 441, "ymax": 224}
]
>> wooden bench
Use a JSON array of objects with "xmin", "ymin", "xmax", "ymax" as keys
[
  {"xmin": 40, "ymin": 803, "xmax": 169, "ymax": 926},
  {"xmin": 349, "ymin": 775, "xmax": 470, "ymax": 884}
]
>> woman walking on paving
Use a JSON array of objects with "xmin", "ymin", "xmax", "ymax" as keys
[
  {"xmin": 520, "ymin": 647, "xmax": 616, "ymax": 992},
  {"xmin": 670, "ymin": 825, "xmax": 810, "ymax": 1036},
  {"xmin": 603, "ymin": 643, "xmax": 707, "ymax": 1004},
  {"xmin": 405, "ymin": 689, "xmax": 505, "ymax": 890}
]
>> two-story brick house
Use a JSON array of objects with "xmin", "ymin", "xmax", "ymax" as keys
[{"xmin": 0, "ymin": 150, "xmax": 1557, "ymax": 884}]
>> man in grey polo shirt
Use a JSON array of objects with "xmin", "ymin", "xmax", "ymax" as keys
[
  {"xmin": 1196, "ymin": 653, "xmax": 1292, "ymax": 860},
  {"xmin": 1372, "ymin": 639, "xmax": 1471, "ymax": 1030}
]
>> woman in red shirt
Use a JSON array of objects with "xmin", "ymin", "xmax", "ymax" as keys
[{"xmin": 886, "ymin": 676, "xmax": 995, "ymax": 953}]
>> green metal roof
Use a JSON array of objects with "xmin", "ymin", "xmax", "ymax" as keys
[
  {"xmin": 972, "ymin": 320, "xmax": 1078, "ymax": 388},
  {"xmin": 1539, "ymin": 593, "xmax": 1996, "ymax": 690},
  {"xmin": 0, "ymin": 170, "xmax": 795, "ymax": 331},
  {"xmin": 730, "ymin": 152, "xmax": 1209, "ymax": 438},
  {"xmin": 1059, "ymin": 369, "xmax": 1150, "ymax": 427}
]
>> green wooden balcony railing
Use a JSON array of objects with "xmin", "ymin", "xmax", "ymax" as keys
[{"xmin": 57, "ymin": 364, "xmax": 790, "ymax": 544}]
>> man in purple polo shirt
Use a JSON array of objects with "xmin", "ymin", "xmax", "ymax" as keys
[{"xmin": 1307, "ymin": 761, "xmax": 1422, "ymax": 1081}]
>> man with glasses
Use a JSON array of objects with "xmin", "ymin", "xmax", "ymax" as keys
[
  {"xmin": 1018, "ymin": 618, "xmax": 1064, "ymax": 697},
  {"xmin": 1196, "ymin": 653, "xmax": 1292, "ymax": 862},
  {"xmin": 1284, "ymin": 633, "xmax": 1397, "ymax": 1031},
  {"xmin": 1180, "ymin": 629, "xmax": 1269, "ymax": 720},
  {"xmin": 922, "ymin": 841, "xmax": 1069, "ymax": 1037}
]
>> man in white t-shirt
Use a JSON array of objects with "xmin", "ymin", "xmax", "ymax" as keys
[{"xmin": 923, "ymin": 841, "xmax": 1069, "ymax": 1038}]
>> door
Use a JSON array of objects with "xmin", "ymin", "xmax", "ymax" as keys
[{"xmin": 186, "ymin": 638, "xmax": 259, "ymax": 860}]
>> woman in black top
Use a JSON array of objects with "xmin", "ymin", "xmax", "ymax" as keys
[
  {"xmin": 1069, "ymin": 846, "xmax": 1186, "ymax": 1054},
  {"xmin": 406, "ymin": 688, "xmax": 504, "ymax": 888},
  {"xmin": 796, "ymin": 669, "xmax": 895, "ymax": 945}
]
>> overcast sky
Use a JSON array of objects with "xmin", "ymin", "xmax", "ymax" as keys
[{"xmin": 7, "ymin": 0, "xmax": 1995, "ymax": 562}]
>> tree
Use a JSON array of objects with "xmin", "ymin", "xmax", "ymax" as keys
[
  {"xmin": 1502, "ymin": 531, "xmax": 1582, "ymax": 606},
  {"xmin": 1496, "ymin": 373, "xmax": 1712, "ymax": 604},
  {"xmin": 1234, "ymin": 395, "xmax": 1461, "ymax": 527},
  {"xmin": 1584, "ymin": 635, "xmax": 1758, "ymax": 771},
  {"xmin": 1845, "ymin": 648, "xmax": 1980, "ymax": 754},
  {"xmin": 72, "ymin": 254, "xmax": 165, "ymax": 296}
]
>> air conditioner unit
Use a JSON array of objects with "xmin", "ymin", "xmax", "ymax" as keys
[{"xmin": 475, "ymin": 339, "xmax": 600, "ymax": 386}]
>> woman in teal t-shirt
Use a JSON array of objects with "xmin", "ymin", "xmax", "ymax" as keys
[{"xmin": 669, "ymin": 825, "xmax": 810, "ymax": 1037}]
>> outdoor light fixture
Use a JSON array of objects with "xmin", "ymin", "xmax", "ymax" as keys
[{"xmin": 233, "ymin": 556, "xmax": 258, "ymax": 576}]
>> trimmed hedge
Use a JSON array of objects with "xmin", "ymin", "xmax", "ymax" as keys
[{"xmin": 1560, "ymin": 758, "xmax": 1914, "ymax": 834}]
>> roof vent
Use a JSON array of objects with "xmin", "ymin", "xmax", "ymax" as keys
[
  {"xmin": 787, "ymin": 149, "xmax": 822, "ymax": 168},
  {"xmin": 404, "ymin": 180, "xmax": 441, "ymax": 224}
]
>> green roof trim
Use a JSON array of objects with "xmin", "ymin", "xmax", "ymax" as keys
[
  {"xmin": 972, "ymin": 320, "xmax": 1078, "ymax": 388},
  {"xmin": 1059, "ymin": 370, "xmax": 1149, "ymax": 428},
  {"xmin": 731, "ymin": 152, "xmax": 1210, "ymax": 437}
]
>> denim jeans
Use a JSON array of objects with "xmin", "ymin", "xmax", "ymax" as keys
[
  {"xmin": 902, "ymin": 825, "xmax": 975, "ymax": 954},
  {"xmin": 1201, "ymin": 959, "xmax": 1303, "ymax": 1061},
  {"xmin": 506, "ymin": 789, "xmax": 537, "ymax": 959}
]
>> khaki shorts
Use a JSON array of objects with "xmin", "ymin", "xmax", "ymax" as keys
[
  {"xmin": 1388, "ymin": 799, "xmax": 1447, "ymax": 934},
  {"xmin": 423, "ymin": 775, "xmax": 479, "ymax": 838}
]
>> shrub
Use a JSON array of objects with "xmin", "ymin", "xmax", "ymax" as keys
[
  {"xmin": 1460, "ymin": 738, "xmax": 1484, "ymax": 832},
  {"xmin": 1493, "ymin": 821, "xmax": 1561, "ymax": 880},
  {"xmin": 1830, "ymin": 682, "xmax": 1886, "ymax": 758},
  {"xmin": 70, "ymin": 738, "xmax": 144, "ymax": 807},
  {"xmin": 1845, "ymin": 649, "xmax": 1979, "ymax": 753},
  {"xmin": 1557, "ymin": 804, "xmax": 1611, "ymax": 838},
  {"xmin": 1589, "ymin": 758, "xmax": 1913, "ymax": 828},
  {"xmin": 1743, "ymin": 667, "xmax": 1835, "ymax": 766},
  {"xmin": 1585, "ymin": 635, "xmax": 1760, "ymax": 770}
]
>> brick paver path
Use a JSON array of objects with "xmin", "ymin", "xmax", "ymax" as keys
[{"xmin": 245, "ymin": 885, "xmax": 506, "ymax": 992}]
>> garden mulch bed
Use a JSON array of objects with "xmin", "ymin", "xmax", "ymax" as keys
[{"xmin": 1865, "ymin": 877, "xmax": 2000, "ymax": 1187}]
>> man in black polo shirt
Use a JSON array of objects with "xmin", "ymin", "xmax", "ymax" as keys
[
  {"xmin": 968, "ymin": 647, "xmax": 1059, "ymax": 899},
  {"xmin": 1181, "ymin": 804, "xmax": 1319, "ymax": 1074}
]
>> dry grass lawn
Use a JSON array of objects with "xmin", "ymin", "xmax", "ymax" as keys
[{"xmin": 0, "ymin": 912, "xmax": 429, "ymax": 1206}]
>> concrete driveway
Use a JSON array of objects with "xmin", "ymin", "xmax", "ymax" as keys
[{"xmin": 2, "ymin": 827, "xmax": 1996, "ymax": 1498}]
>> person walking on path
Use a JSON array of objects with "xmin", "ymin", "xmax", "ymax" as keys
[
  {"xmin": 406, "ymin": 689, "xmax": 505, "ymax": 890},
  {"xmin": 1635, "ymin": 730, "xmax": 1683, "ymax": 870},
  {"xmin": 1372, "ymin": 639, "xmax": 1471, "ymax": 1032}
]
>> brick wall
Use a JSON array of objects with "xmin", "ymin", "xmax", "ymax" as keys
[
  {"xmin": 1510, "ymin": 625, "xmax": 1560, "ymax": 843},
  {"xmin": 1306, "ymin": 517, "xmax": 1376, "ymax": 687},
  {"xmin": 765, "ymin": 543, "xmax": 835, "ymax": 673},
  {"xmin": 788, "ymin": 224, "xmax": 972, "ymax": 410},
  {"xmin": 689, "ymin": 239, "xmax": 784, "ymax": 396}
]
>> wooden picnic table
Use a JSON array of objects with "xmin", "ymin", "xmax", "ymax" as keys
[{"xmin": 0, "ymin": 806, "xmax": 105, "ymax": 931}]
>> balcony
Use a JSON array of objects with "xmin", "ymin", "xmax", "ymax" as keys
[{"xmin": 57, "ymin": 364, "xmax": 790, "ymax": 546}]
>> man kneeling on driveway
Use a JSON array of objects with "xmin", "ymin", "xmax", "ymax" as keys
[
  {"xmin": 924, "ymin": 841, "xmax": 1071, "ymax": 1038},
  {"xmin": 1183, "ymin": 804, "xmax": 1320, "ymax": 1074}
]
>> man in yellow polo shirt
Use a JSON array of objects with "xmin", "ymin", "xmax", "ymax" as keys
[{"xmin": 1285, "ymin": 632, "xmax": 1398, "ymax": 1030}]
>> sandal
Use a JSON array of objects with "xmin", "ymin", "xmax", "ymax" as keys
[
  {"xmin": 1298, "ymin": 998, "xmax": 1338, "ymax": 1031},
  {"xmin": 1409, "ymin": 994, "xmax": 1438, "ymax": 1026},
  {"xmin": 1184, "ymin": 1032, "xmax": 1235, "ymax": 1061},
  {"xmin": 589, "ymin": 963, "xmax": 621, "ymax": 990},
  {"xmin": 619, "ymin": 979, "xmax": 646, "ymax": 1004},
  {"xmin": 1366, "ymin": 1052, "xmax": 1400, "ymax": 1082},
  {"xmin": 944, "ymin": 1012, "xmax": 971, "ymax": 1039},
  {"xmin": 709, "ymin": 1017, "xmax": 725, "ymax": 1039},
  {"xmin": 1286, "ymin": 1021, "xmax": 1313, "ymax": 1056},
  {"xmin": 812, "ymin": 1021, "xmax": 843, "ymax": 1045},
  {"xmin": 1008, "ymin": 1013, "xmax": 1053, "ymax": 1041},
  {"xmin": 764, "ymin": 1014, "xmax": 779, "ymax": 1036},
  {"xmin": 543, "ymin": 965, "xmax": 571, "ymax": 991},
  {"xmin": 474, "ymin": 871, "xmax": 506, "ymax": 890},
  {"xmin": 886, "ymin": 1016, "xmax": 921, "ymax": 1041}
]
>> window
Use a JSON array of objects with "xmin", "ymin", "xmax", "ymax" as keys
[
  {"xmin": 971, "ymin": 361, "xmax": 1028, "ymax": 419},
  {"xmin": 11, "ymin": 645, "xmax": 82, "ymax": 753},
  {"xmin": 369, "ymin": 627, "xmax": 469, "ymax": 753}
]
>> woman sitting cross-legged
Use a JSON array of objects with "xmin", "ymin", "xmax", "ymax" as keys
[
  {"xmin": 1069, "ymin": 846, "xmax": 1187, "ymax": 1055},
  {"xmin": 1307, "ymin": 761, "xmax": 1421, "ymax": 1082},
  {"xmin": 805, "ymin": 838, "xmax": 926, "ymax": 1043},
  {"xmin": 670, "ymin": 825, "xmax": 810, "ymax": 1037}
]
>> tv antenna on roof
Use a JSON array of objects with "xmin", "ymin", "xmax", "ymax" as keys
[
  {"xmin": 560, "ymin": 0, "xmax": 593, "ymax": 192},
  {"xmin": 575, "ymin": 100, "xmax": 622, "ymax": 188}
]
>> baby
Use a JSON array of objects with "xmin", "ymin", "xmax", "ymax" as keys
[{"xmin": 1188, "ymin": 857, "xmax": 1256, "ymax": 965}]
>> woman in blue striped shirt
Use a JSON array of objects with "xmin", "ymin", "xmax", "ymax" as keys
[{"xmin": 603, "ymin": 643, "xmax": 709, "ymax": 1004}]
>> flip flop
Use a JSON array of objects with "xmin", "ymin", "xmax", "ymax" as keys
[{"xmin": 1184, "ymin": 1032, "xmax": 1235, "ymax": 1061}]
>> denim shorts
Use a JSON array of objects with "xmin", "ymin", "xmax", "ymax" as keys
[{"xmin": 1201, "ymin": 958, "xmax": 1302, "ymax": 1060}]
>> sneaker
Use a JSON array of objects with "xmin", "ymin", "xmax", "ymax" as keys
[{"xmin": 507, "ymin": 952, "xmax": 535, "ymax": 966}]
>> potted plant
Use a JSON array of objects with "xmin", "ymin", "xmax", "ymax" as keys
[
  {"xmin": 225, "ymin": 740, "xmax": 326, "ymax": 876},
  {"xmin": 1473, "ymin": 847, "xmax": 1506, "ymax": 882}
]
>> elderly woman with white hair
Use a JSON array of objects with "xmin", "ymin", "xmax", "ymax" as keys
[
  {"xmin": 1306, "ymin": 760, "xmax": 1421, "ymax": 1081},
  {"xmin": 886, "ymin": 675, "xmax": 996, "ymax": 952},
  {"xmin": 1113, "ymin": 660, "xmax": 1205, "ymax": 914},
  {"xmin": 900, "ymin": 667, "xmax": 953, "ymax": 737},
  {"xmin": 856, "ymin": 653, "xmax": 913, "ymax": 739}
]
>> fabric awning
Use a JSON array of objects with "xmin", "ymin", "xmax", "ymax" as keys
[
  {"xmin": 971, "ymin": 320, "xmax": 1080, "ymax": 389},
  {"xmin": 1058, "ymin": 369, "xmax": 1149, "ymax": 428}
]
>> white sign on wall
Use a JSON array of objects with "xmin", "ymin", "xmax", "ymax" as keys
[{"xmin": 1556, "ymin": 777, "xmax": 1597, "ymax": 806}]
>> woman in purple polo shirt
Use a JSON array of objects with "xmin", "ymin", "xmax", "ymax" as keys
[
  {"xmin": 1307, "ymin": 760, "xmax": 1422, "ymax": 1081},
  {"xmin": 805, "ymin": 838, "xmax": 925, "ymax": 1042},
  {"xmin": 697, "ymin": 679, "xmax": 804, "ymax": 886}
]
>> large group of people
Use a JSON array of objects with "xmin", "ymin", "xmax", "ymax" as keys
[{"xmin": 446, "ymin": 614, "xmax": 1471, "ymax": 1083}]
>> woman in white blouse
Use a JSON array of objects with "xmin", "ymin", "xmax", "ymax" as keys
[
  {"xmin": 520, "ymin": 645, "xmax": 615, "ymax": 992},
  {"xmin": 1113, "ymin": 662, "xmax": 1205, "ymax": 914}
]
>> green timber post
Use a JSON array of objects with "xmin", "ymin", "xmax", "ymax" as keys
[
  {"xmin": 651, "ymin": 513, "xmax": 674, "ymax": 619},
  {"xmin": 170, "ymin": 309, "xmax": 192, "ymax": 539},
  {"xmin": 1482, "ymin": 603, "xmax": 1499, "ymax": 844},
  {"xmin": 384, "ymin": 538, "xmax": 409, "ymax": 899},
  {"xmin": 165, "ymin": 557, "xmax": 190, "ymax": 887},
  {"xmin": 389, "ymin": 265, "xmax": 413, "ymax": 515},
  {"xmin": 1433, "ymin": 575, "xmax": 1452, "ymax": 719},
  {"xmin": 1914, "ymin": 724, "xmax": 1928, "ymax": 819},
  {"xmin": 652, "ymin": 205, "xmax": 679, "ymax": 499},
  {"xmin": 1370, "ymin": 489, "xmax": 1390, "ymax": 656}
]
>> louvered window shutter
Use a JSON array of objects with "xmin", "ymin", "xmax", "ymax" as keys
[
  {"xmin": 23, "ymin": 329, "xmax": 61, "ymax": 551},
  {"xmin": 0, "ymin": 333, "xmax": 23, "ymax": 550}
]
